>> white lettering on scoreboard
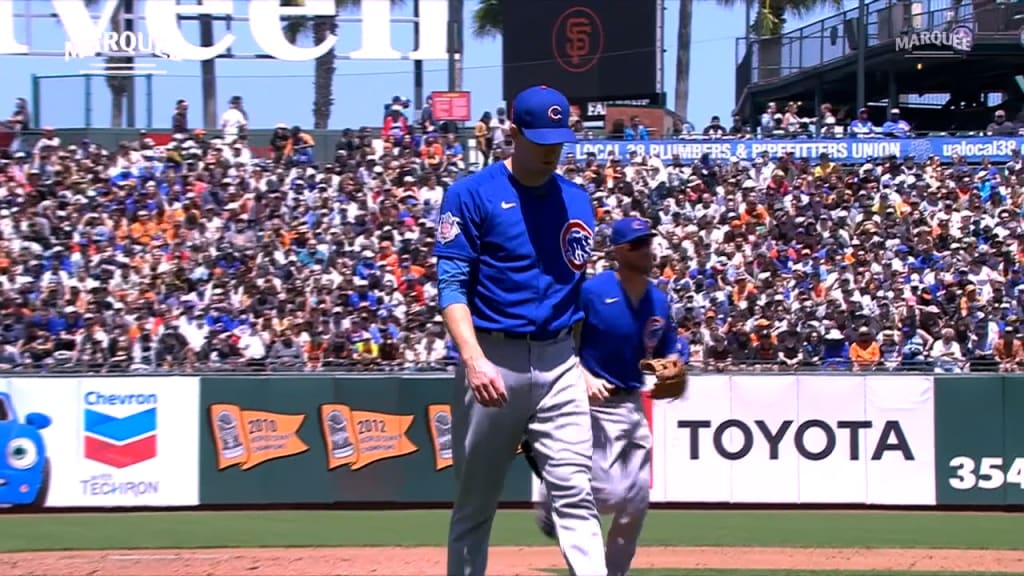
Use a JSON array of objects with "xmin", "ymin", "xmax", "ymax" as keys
[{"xmin": 0, "ymin": 0, "xmax": 449, "ymax": 62}]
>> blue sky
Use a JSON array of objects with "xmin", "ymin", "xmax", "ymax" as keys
[{"xmin": 0, "ymin": 0, "xmax": 857, "ymax": 131}]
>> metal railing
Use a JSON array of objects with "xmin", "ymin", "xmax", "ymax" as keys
[
  {"xmin": 0, "ymin": 357, "xmax": 1009, "ymax": 376},
  {"xmin": 735, "ymin": 0, "xmax": 1024, "ymax": 84},
  {"xmin": 693, "ymin": 357, "xmax": 1002, "ymax": 374},
  {"xmin": 0, "ymin": 359, "xmax": 458, "ymax": 375}
]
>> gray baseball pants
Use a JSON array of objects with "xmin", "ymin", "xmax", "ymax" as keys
[
  {"xmin": 447, "ymin": 330, "xmax": 607, "ymax": 576},
  {"xmin": 537, "ymin": 391, "xmax": 652, "ymax": 576}
]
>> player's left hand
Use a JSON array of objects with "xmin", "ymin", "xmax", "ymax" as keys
[{"xmin": 640, "ymin": 357, "xmax": 688, "ymax": 400}]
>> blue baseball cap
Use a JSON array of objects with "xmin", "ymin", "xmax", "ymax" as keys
[
  {"xmin": 510, "ymin": 85, "xmax": 576, "ymax": 145},
  {"xmin": 611, "ymin": 217, "xmax": 656, "ymax": 246}
]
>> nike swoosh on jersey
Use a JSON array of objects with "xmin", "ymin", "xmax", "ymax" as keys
[
  {"xmin": 500, "ymin": 201, "xmax": 516, "ymax": 209},
  {"xmin": 604, "ymin": 297, "xmax": 619, "ymax": 303}
]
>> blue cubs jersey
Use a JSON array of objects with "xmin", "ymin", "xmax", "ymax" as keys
[
  {"xmin": 433, "ymin": 161, "xmax": 595, "ymax": 334},
  {"xmin": 579, "ymin": 270, "xmax": 678, "ymax": 390}
]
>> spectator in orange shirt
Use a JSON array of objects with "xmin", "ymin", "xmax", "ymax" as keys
[
  {"xmin": 420, "ymin": 134, "xmax": 443, "ymax": 159},
  {"xmin": 377, "ymin": 240, "xmax": 399, "ymax": 272},
  {"xmin": 420, "ymin": 134, "xmax": 443, "ymax": 171},
  {"xmin": 849, "ymin": 326, "xmax": 881, "ymax": 371},
  {"xmin": 395, "ymin": 254, "xmax": 426, "ymax": 303},
  {"xmin": 129, "ymin": 210, "xmax": 159, "ymax": 245},
  {"xmin": 995, "ymin": 326, "xmax": 1024, "ymax": 372},
  {"xmin": 739, "ymin": 200, "xmax": 770, "ymax": 227},
  {"xmin": 730, "ymin": 272, "xmax": 757, "ymax": 306}
]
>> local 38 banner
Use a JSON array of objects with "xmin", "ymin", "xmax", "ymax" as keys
[
  {"xmin": 649, "ymin": 375, "xmax": 936, "ymax": 505},
  {"xmin": 564, "ymin": 136, "xmax": 1024, "ymax": 164},
  {"xmin": 0, "ymin": 376, "xmax": 200, "ymax": 508}
]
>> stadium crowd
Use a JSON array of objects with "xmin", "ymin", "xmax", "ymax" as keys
[{"xmin": 0, "ymin": 94, "xmax": 1023, "ymax": 374}]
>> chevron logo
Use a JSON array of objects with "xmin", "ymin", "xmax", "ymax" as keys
[{"xmin": 83, "ymin": 407, "xmax": 158, "ymax": 469}]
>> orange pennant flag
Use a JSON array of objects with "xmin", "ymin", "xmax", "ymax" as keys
[
  {"xmin": 319, "ymin": 405, "xmax": 419, "ymax": 471},
  {"xmin": 350, "ymin": 410, "xmax": 418, "ymax": 470},
  {"xmin": 208, "ymin": 404, "xmax": 309, "ymax": 471},
  {"xmin": 426, "ymin": 404, "xmax": 453, "ymax": 471}
]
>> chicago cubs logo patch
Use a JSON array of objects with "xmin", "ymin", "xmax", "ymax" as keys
[
  {"xmin": 437, "ymin": 212, "xmax": 462, "ymax": 244},
  {"xmin": 560, "ymin": 219, "xmax": 593, "ymax": 273},
  {"xmin": 643, "ymin": 317, "xmax": 665, "ymax": 357}
]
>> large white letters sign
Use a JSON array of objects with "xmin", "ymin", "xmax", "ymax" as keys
[{"xmin": 0, "ymin": 0, "xmax": 449, "ymax": 61}]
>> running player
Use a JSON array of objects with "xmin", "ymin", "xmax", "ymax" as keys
[
  {"xmin": 536, "ymin": 216, "xmax": 681, "ymax": 576},
  {"xmin": 435, "ymin": 85, "xmax": 607, "ymax": 576}
]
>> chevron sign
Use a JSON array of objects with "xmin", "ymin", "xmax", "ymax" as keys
[{"xmin": 83, "ymin": 394, "xmax": 158, "ymax": 469}]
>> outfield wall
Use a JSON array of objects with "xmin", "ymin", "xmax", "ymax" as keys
[{"xmin": 1, "ymin": 374, "xmax": 1021, "ymax": 509}]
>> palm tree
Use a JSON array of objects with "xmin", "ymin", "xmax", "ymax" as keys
[
  {"xmin": 85, "ymin": 0, "xmax": 132, "ymax": 128},
  {"xmin": 469, "ymin": 0, "xmax": 499, "ymax": 98},
  {"xmin": 739, "ymin": 0, "xmax": 843, "ymax": 37},
  {"xmin": 200, "ymin": 9, "xmax": 217, "ymax": 129},
  {"xmin": 283, "ymin": 0, "xmax": 405, "ymax": 130},
  {"xmin": 89, "ymin": 0, "xmax": 218, "ymax": 129},
  {"xmin": 717, "ymin": 0, "xmax": 843, "ymax": 83},
  {"xmin": 450, "ymin": 0, "xmax": 465, "ymax": 91},
  {"xmin": 675, "ymin": 0, "xmax": 693, "ymax": 120},
  {"xmin": 471, "ymin": 0, "xmax": 500, "ymax": 39}
]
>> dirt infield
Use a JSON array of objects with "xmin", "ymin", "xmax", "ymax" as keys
[{"xmin": 3, "ymin": 546, "xmax": 1024, "ymax": 575}]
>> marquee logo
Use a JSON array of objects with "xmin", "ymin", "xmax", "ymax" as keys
[
  {"xmin": 64, "ymin": 30, "xmax": 179, "ymax": 75},
  {"xmin": 895, "ymin": 25, "xmax": 974, "ymax": 55}
]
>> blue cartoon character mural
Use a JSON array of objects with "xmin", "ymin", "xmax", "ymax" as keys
[{"xmin": 0, "ymin": 391, "xmax": 51, "ymax": 507}]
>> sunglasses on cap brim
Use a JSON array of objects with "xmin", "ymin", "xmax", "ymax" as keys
[{"xmin": 622, "ymin": 236, "xmax": 653, "ymax": 250}]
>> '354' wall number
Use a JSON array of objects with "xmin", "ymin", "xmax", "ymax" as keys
[{"xmin": 949, "ymin": 456, "xmax": 1024, "ymax": 490}]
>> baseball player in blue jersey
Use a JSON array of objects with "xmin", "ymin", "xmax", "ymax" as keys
[
  {"xmin": 535, "ymin": 217, "xmax": 682, "ymax": 576},
  {"xmin": 434, "ymin": 85, "xmax": 607, "ymax": 576}
]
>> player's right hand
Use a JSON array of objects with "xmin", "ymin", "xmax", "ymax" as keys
[
  {"xmin": 584, "ymin": 371, "xmax": 615, "ymax": 404},
  {"xmin": 465, "ymin": 355, "xmax": 508, "ymax": 408}
]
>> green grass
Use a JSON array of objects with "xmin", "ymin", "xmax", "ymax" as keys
[
  {"xmin": 0, "ymin": 509, "xmax": 1022, "ymax": 553},
  {"xmin": 548, "ymin": 571, "xmax": 1019, "ymax": 576}
]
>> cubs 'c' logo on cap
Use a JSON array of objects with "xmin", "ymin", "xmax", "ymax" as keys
[
  {"xmin": 560, "ymin": 219, "xmax": 593, "ymax": 273},
  {"xmin": 548, "ymin": 105, "xmax": 563, "ymax": 122},
  {"xmin": 643, "ymin": 317, "xmax": 665, "ymax": 358}
]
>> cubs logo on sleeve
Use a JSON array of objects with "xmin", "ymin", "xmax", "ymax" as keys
[
  {"xmin": 560, "ymin": 219, "xmax": 593, "ymax": 273},
  {"xmin": 643, "ymin": 317, "xmax": 665, "ymax": 358},
  {"xmin": 437, "ymin": 212, "xmax": 462, "ymax": 244}
]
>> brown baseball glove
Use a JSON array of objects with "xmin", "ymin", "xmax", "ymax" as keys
[{"xmin": 639, "ymin": 358, "xmax": 687, "ymax": 400}]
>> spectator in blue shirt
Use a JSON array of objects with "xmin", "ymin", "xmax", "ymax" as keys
[
  {"xmin": 881, "ymin": 108, "xmax": 912, "ymax": 137},
  {"xmin": 849, "ymin": 107, "xmax": 876, "ymax": 137},
  {"xmin": 624, "ymin": 116, "xmax": 649, "ymax": 140},
  {"xmin": 675, "ymin": 330, "xmax": 692, "ymax": 362},
  {"xmin": 349, "ymin": 280, "xmax": 379, "ymax": 310},
  {"xmin": 355, "ymin": 251, "xmax": 378, "ymax": 280},
  {"xmin": 821, "ymin": 329, "xmax": 851, "ymax": 369}
]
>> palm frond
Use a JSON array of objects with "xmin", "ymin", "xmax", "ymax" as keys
[
  {"xmin": 282, "ymin": 0, "xmax": 406, "ymax": 40},
  {"xmin": 717, "ymin": 0, "xmax": 843, "ymax": 36},
  {"xmin": 472, "ymin": 0, "xmax": 502, "ymax": 39}
]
